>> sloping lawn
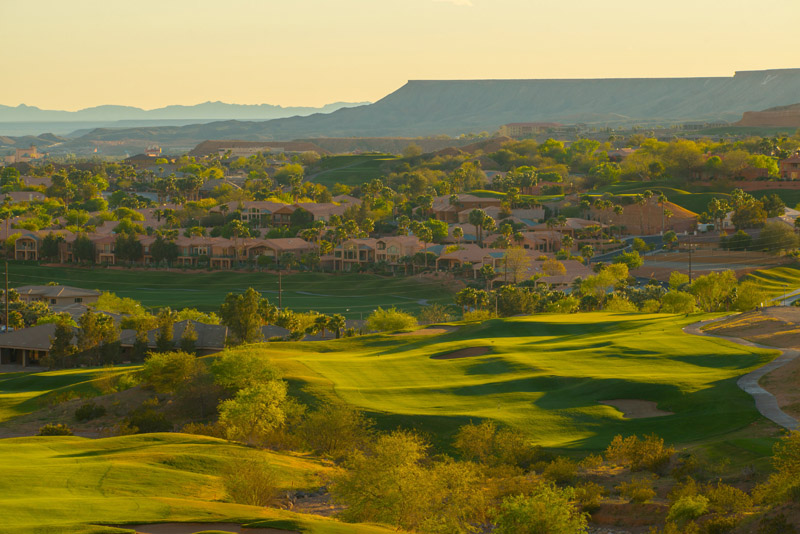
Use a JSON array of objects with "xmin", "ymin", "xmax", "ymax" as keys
[
  {"xmin": 261, "ymin": 312, "xmax": 776, "ymax": 450},
  {"xmin": 0, "ymin": 433, "xmax": 394, "ymax": 534}
]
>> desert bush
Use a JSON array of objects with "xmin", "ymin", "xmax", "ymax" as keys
[
  {"xmin": 703, "ymin": 514, "xmax": 743, "ymax": 534},
  {"xmin": 616, "ymin": 475, "xmax": 656, "ymax": 504},
  {"xmin": 140, "ymin": 350, "xmax": 201, "ymax": 394},
  {"xmin": 299, "ymin": 403, "xmax": 373, "ymax": 462},
  {"xmin": 543, "ymin": 457, "xmax": 577, "ymax": 484},
  {"xmin": 74, "ymin": 401, "xmax": 106, "ymax": 422},
  {"xmin": 574, "ymin": 481, "xmax": 605, "ymax": 513},
  {"xmin": 37, "ymin": 423, "xmax": 74, "ymax": 436},
  {"xmin": 493, "ymin": 483, "xmax": 588, "ymax": 534},
  {"xmin": 365, "ymin": 307, "xmax": 418, "ymax": 332},
  {"xmin": 705, "ymin": 482, "xmax": 752, "ymax": 515},
  {"xmin": 753, "ymin": 431, "xmax": 800, "ymax": 505},
  {"xmin": 125, "ymin": 400, "xmax": 172, "ymax": 433},
  {"xmin": 605, "ymin": 433, "xmax": 675, "ymax": 472},
  {"xmin": 181, "ymin": 422, "xmax": 225, "ymax": 438},
  {"xmin": 578, "ymin": 453, "xmax": 603, "ymax": 470},
  {"xmin": 210, "ymin": 348, "xmax": 281, "ymax": 392},
  {"xmin": 223, "ymin": 457, "xmax": 279, "ymax": 507},
  {"xmin": 462, "ymin": 309, "xmax": 495, "ymax": 322},
  {"xmin": 757, "ymin": 513, "xmax": 797, "ymax": 534},
  {"xmin": 605, "ymin": 295, "xmax": 638, "ymax": 312},
  {"xmin": 218, "ymin": 381, "xmax": 289, "ymax": 443},
  {"xmin": 454, "ymin": 420, "xmax": 540, "ymax": 470},
  {"xmin": 667, "ymin": 495, "xmax": 709, "ymax": 526}
]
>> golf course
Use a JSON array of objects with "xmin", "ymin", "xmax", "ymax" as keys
[
  {"xmin": 6, "ymin": 263, "xmax": 454, "ymax": 317},
  {"xmin": 263, "ymin": 312, "xmax": 778, "ymax": 450}
]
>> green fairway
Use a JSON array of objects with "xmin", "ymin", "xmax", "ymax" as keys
[
  {"xmin": 742, "ymin": 263, "xmax": 800, "ymax": 301},
  {"xmin": 0, "ymin": 367, "xmax": 111, "ymax": 423},
  {"xmin": 7, "ymin": 263, "xmax": 453, "ymax": 317},
  {"xmin": 0, "ymin": 433, "xmax": 394, "ymax": 534},
  {"xmin": 310, "ymin": 154, "xmax": 399, "ymax": 187},
  {"xmin": 262, "ymin": 313, "xmax": 776, "ymax": 450}
]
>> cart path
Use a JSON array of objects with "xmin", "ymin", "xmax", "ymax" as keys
[{"xmin": 684, "ymin": 317, "xmax": 799, "ymax": 431}]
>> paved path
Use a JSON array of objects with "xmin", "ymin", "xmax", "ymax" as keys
[{"xmin": 684, "ymin": 317, "xmax": 799, "ymax": 431}]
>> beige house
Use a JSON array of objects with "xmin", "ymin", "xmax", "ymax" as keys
[{"xmin": 14, "ymin": 285, "xmax": 100, "ymax": 307}]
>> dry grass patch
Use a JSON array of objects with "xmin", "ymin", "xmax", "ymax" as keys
[{"xmin": 599, "ymin": 399, "xmax": 674, "ymax": 419}]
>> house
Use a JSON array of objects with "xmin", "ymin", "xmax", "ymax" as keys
[
  {"xmin": 5, "ymin": 145, "xmax": 44, "ymax": 164},
  {"xmin": 14, "ymin": 232, "xmax": 39, "ymax": 260},
  {"xmin": 375, "ymin": 236, "xmax": 423, "ymax": 266},
  {"xmin": 119, "ymin": 320, "xmax": 227, "ymax": 356},
  {"xmin": 13, "ymin": 285, "xmax": 100, "ymax": 307},
  {"xmin": 295, "ymin": 202, "xmax": 348, "ymax": 222},
  {"xmin": 499, "ymin": 123, "xmax": 564, "ymax": 137},
  {"xmin": 3, "ymin": 191, "xmax": 46, "ymax": 204},
  {"xmin": 780, "ymin": 154, "xmax": 800, "ymax": 181},
  {"xmin": 0, "ymin": 323, "xmax": 63, "ymax": 366},
  {"xmin": 245, "ymin": 238, "xmax": 316, "ymax": 261},
  {"xmin": 332, "ymin": 238, "xmax": 378, "ymax": 271},
  {"xmin": 432, "ymin": 194, "xmax": 503, "ymax": 223},
  {"xmin": 435, "ymin": 244, "xmax": 504, "ymax": 277}
]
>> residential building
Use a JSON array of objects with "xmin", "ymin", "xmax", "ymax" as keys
[
  {"xmin": 331, "ymin": 238, "xmax": 378, "ymax": 271},
  {"xmin": 432, "ymin": 194, "xmax": 503, "ymax": 223},
  {"xmin": 780, "ymin": 154, "xmax": 800, "ymax": 180},
  {"xmin": 499, "ymin": 123, "xmax": 564, "ymax": 137},
  {"xmin": 13, "ymin": 285, "xmax": 100, "ymax": 307}
]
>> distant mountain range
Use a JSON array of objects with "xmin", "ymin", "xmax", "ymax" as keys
[
  {"xmin": 0, "ymin": 101, "xmax": 370, "ymax": 136},
  {"xmin": 5, "ymin": 69, "xmax": 800, "ymax": 154}
]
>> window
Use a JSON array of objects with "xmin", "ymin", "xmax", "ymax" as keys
[
  {"xmin": 50, "ymin": 299, "xmax": 56, "ymax": 304},
  {"xmin": 74, "ymin": 298, "xmax": 82, "ymax": 303}
]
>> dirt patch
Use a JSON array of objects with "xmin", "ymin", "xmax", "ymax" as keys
[
  {"xmin": 394, "ymin": 325, "xmax": 460, "ymax": 337},
  {"xmin": 760, "ymin": 355, "xmax": 800, "ymax": 420},
  {"xmin": 431, "ymin": 346, "xmax": 491, "ymax": 360},
  {"xmin": 126, "ymin": 523, "xmax": 298, "ymax": 534},
  {"xmin": 599, "ymin": 399, "xmax": 673, "ymax": 419}
]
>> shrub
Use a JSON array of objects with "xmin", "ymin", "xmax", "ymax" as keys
[
  {"xmin": 617, "ymin": 475, "xmax": 656, "ymax": 503},
  {"xmin": 666, "ymin": 495, "xmax": 709, "ymax": 526},
  {"xmin": 574, "ymin": 481, "xmax": 605, "ymax": 513},
  {"xmin": 705, "ymin": 482, "xmax": 752, "ymax": 515},
  {"xmin": 493, "ymin": 483, "xmax": 588, "ymax": 534},
  {"xmin": 703, "ymin": 514, "xmax": 743, "ymax": 534},
  {"xmin": 140, "ymin": 350, "xmax": 201, "ymax": 394},
  {"xmin": 181, "ymin": 422, "xmax": 225, "ymax": 438},
  {"xmin": 605, "ymin": 433, "xmax": 675, "ymax": 472},
  {"xmin": 125, "ymin": 404, "xmax": 172, "ymax": 433},
  {"xmin": 37, "ymin": 423, "xmax": 74, "ymax": 436},
  {"xmin": 75, "ymin": 401, "xmax": 106, "ymax": 422},
  {"xmin": 661, "ymin": 291, "xmax": 697, "ymax": 314},
  {"xmin": 462, "ymin": 309, "xmax": 495, "ymax": 322},
  {"xmin": 365, "ymin": 307, "xmax": 418, "ymax": 332},
  {"xmin": 299, "ymin": 404, "xmax": 374, "ymax": 462},
  {"xmin": 223, "ymin": 457, "xmax": 278, "ymax": 507},
  {"xmin": 605, "ymin": 295, "xmax": 638, "ymax": 312},
  {"xmin": 543, "ymin": 457, "xmax": 577, "ymax": 484},
  {"xmin": 211, "ymin": 348, "xmax": 281, "ymax": 392}
]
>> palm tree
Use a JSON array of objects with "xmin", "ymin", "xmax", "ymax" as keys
[
  {"xmin": 613, "ymin": 204, "xmax": 624, "ymax": 238},
  {"xmin": 657, "ymin": 192, "xmax": 668, "ymax": 234},
  {"xmin": 417, "ymin": 227, "xmax": 433, "ymax": 268},
  {"xmin": 561, "ymin": 234, "xmax": 574, "ymax": 251},
  {"xmin": 328, "ymin": 314, "xmax": 346, "ymax": 339},
  {"xmin": 580, "ymin": 244, "xmax": 594, "ymax": 265},
  {"xmin": 452, "ymin": 226, "xmax": 463, "ymax": 245},
  {"xmin": 314, "ymin": 314, "xmax": 330, "ymax": 338},
  {"xmin": 468, "ymin": 209, "xmax": 488, "ymax": 247}
]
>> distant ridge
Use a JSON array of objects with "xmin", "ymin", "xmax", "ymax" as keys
[{"xmin": 59, "ymin": 68, "xmax": 800, "ymax": 146}]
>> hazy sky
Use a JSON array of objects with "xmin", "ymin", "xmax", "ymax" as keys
[{"xmin": 1, "ymin": 0, "xmax": 798, "ymax": 110}]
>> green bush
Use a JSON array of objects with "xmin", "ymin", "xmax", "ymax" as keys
[
  {"xmin": 543, "ymin": 457, "xmax": 577, "ymax": 484},
  {"xmin": 125, "ymin": 407, "xmax": 172, "ymax": 433},
  {"xmin": 365, "ymin": 307, "xmax": 418, "ymax": 332},
  {"xmin": 37, "ymin": 423, "xmax": 74, "ymax": 436},
  {"xmin": 574, "ymin": 481, "xmax": 605, "ymax": 513},
  {"xmin": 493, "ymin": 483, "xmax": 588, "ymax": 534},
  {"xmin": 74, "ymin": 401, "xmax": 106, "ymax": 422},
  {"xmin": 616, "ymin": 475, "xmax": 656, "ymax": 504},
  {"xmin": 605, "ymin": 433, "xmax": 675, "ymax": 472},
  {"xmin": 223, "ymin": 458, "xmax": 278, "ymax": 507},
  {"xmin": 666, "ymin": 495, "xmax": 709, "ymax": 526}
]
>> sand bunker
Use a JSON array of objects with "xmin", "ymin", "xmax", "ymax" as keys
[
  {"xmin": 127, "ymin": 523, "xmax": 298, "ymax": 534},
  {"xmin": 394, "ymin": 325, "xmax": 460, "ymax": 337},
  {"xmin": 431, "ymin": 346, "xmax": 491, "ymax": 360},
  {"xmin": 599, "ymin": 399, "xmax": 673, "ymax": 419}
]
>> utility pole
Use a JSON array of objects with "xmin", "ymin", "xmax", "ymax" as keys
[
  {"xmin": 278, "ymin": 270, "xmax": 283, "ymax": 310},
  {"xmin": 688, "ymin": 235, "xmax": 693, "ymax": 283},
  {"xmin": 4, "ymin": 261, "xmax": 8, "ymax": 332}
]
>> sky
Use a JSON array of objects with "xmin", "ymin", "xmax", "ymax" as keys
[{"xmin": 1, "ymin": 0, "xmax": 798, "ymax": 111}]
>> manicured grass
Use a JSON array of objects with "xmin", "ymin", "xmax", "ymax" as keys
[
  {"xmin": 742, "ymin": 263, "xmax": 800, "ymax": 300},
  {"xmin": 0, "ymin": 433, "xmax": 394, "ymax": 534},
  {"xmin": 0, "ymin": 367, "xmax": 111, "ymax": 423},
  {"xmin": 310, "ymin": 154, "xmax": 399, "ymax": 188},
  {"xmin": 7, "ymin": 263, "xmax": 454, "ymax": 317},
  {"xmin": 262, "ymin": 313, "xmax": 776, "ymax": 450}
]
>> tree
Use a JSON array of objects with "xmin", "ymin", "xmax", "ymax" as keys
[
  {"xmin": 72, "ymin": 234, "xmax": 95, "ymax": 263},
  {"xmin": 580, "ymin": 244, "xmax": 594, "ymax": 264},
  {"xmin": 141, "ymin": 350, "xmax": 201, "ymax": 394},
  {"xmin": 218, "ymin": 381, "xmax": 289, "ymax": 443},
  {"xmin": 661, "ymin": 291, "xmax": 696, "ymax": 314},
  {"xmin": 731, "ymin": 199, "xmax": 766, "ymax": 230},
  {"xmin": 179, "ymin": 321, "xmax": 198, "ymax": 354},
  {"xmin": 502, "ymin": 247, "xmax": 531, "ymax": 284},
  {"xmin": 299, "ymin": 404, "xmax": 374, "ymax": 461},
  {"xmin": 155, "ymin": 308, "xmax": 178, "ymax": 352},
  {"xmin": 493, "ymin": 484, "xmax": 588, "ymax": 534},
  {"xmin": 756, "ymin": 222, "xmax": 798, "ymax": 253},
  {"xmin": 468, "ymin": 209, "xmax": 489, "ymax": 247},
  {"xmin": 76, "ymin": 310, "xmax": 118, "ymax": 364},
  {"xmin": 219, "ymin": 288, "xmax": 264, "ymax": 344},
  {"xmin": 211, "ymin": 349, "xmax": 281, "ymax": 392},
  {"xmin": 452, "ymin": 226, "xmax": 463, "ymax": 244},
  {"xmin": 614, "ymin": 250, "xmax": 643, "ymax": 270},
  {"xmin": 542, "ymin": 258, "xmax": 566, "ymax": 277},
  {"xmin": 114, "ymin": 232, "xmax": 143, "ymax": 264},
  {"xmin": 328, "ymin": 314, "xmax": 346, "ymax": 339},
  {"xmin": 150, "ymin": 235, "xmax": 178, "ymax": 266},
  {"xmin": 47, "ymin": 318, "xmax": 76, "ymax": 368},
  {"xmin": 690, "ymin": 270, "xmax": 737, "ymax": 312},
  {"xmin": 39, "ymin": 233, "xmax": 64, "ymax": 262}
]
